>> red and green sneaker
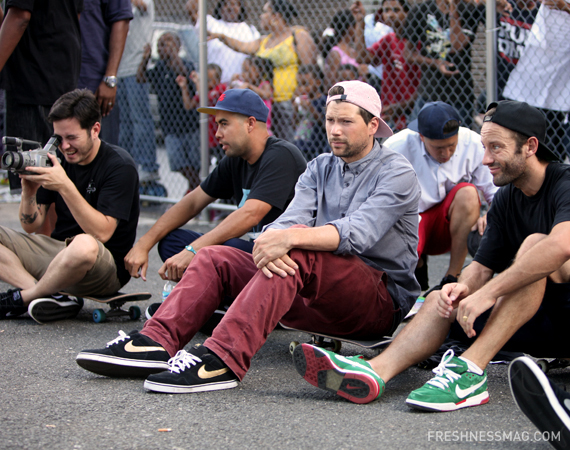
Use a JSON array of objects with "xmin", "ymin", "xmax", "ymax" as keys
[
  {"xmin": 406, "ymin": 349, "xmax": 489, "ymax": 412},
  {"xmin": 293, "ymin": 343, "xmax": 385, "ymax": 404}
]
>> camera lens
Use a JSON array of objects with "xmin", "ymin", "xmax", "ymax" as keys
[{"xmin": 0, "ymin": 151, "xmax": 25, "ymax": 170}]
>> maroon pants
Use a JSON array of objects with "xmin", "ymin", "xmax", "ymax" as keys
[{"xmin": 142, "ymin": 246, "xmax": 397, "ymax": 380}]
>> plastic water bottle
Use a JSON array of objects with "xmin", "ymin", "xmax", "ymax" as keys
[{"xmin": 162, "ymin": 280, "xmax": 176, "ymax": 302}]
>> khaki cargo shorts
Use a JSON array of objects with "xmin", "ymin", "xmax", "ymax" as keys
[{"xmin": 0, "ymin": 226, "xmax": 122, "ymax": 296}]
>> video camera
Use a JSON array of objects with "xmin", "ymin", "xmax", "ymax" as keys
[{"xmin": 1, "ymin": 135, "xmax": 62, "ymax": 175}]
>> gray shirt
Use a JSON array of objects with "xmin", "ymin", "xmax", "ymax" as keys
[{"xmin": 266, "ymin": 141, "xmax": 421, "ymax": 315}]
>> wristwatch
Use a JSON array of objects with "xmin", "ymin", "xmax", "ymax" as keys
[{"xmin": 103, "ymin": 75, "xmax": 118, "ymax": 88}]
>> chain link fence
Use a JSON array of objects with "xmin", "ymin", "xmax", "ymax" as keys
[{"xmin": 2, "ymin": 0, "xmax": 569, "ymax": 204}]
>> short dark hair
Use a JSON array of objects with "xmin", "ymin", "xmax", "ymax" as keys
[
  {"xmin": 271, "ymin": 0, "xmax": 298, "ymax": 24},
  {"xmin": 207, "ymin": 63, "xmax": 223, "ymax": 81},
  {"xmin": 327, "ymin": 85, "xmax": 374, "ymax": 124},
  {"xmin": 381, "ymin": 0, "xmax": 410, "ymax": 13},
  {"xmin": 442, "ymin": 120, "xmax": 460, "ymax": 135},
  {"xmin": 485, "ymin": 106, "xmax": 531, "ymax": 153},
  {"xmin": 213, "ymin": 0, "xmax": 247, "ymax": 22},
  {"xmin": 48, "ymin": 89, "xmax": 101, "ymax": 130}
]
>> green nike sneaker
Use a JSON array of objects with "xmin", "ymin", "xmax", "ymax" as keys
[
  {"xmin": 406, "ymin": 349, "xmax": 489, "ymax": 412},
  {"xmin": 293, "ymin": 343, "xmax": 385, "ymax": 404}
]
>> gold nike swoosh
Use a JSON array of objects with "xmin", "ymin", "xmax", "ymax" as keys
[
  {"xmin": 124, "ymin": 341, "xmax": 166, "ymax": 353},
  {"xmin": 198, "ymin": 365, "xmax": 229, "ymax": 379}
]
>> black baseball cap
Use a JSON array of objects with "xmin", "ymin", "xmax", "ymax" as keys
[
  {"xmin": 408, "ymin": 101, "xmax": 462, "ymax": 140},
  {"xmin": 484, "ymin": 100, "xmax": 559, "ymax": 162}
]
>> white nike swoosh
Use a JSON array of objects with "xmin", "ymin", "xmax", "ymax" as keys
[
  {"xmin": 198, "ymin": 365, "xmax": 229, "ymax": 379},
  {"xmin": 124, "ymin": 341, "xmax": 166, "ymax": 353},
  {"xmin": 455, "ymin": 376, "xmax": 487, "ymax": 399}
]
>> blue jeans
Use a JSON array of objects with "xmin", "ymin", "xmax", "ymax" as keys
[
  {"xmin": 117, "ymin": 77, "xmax": 159, "ymax": 173},
  {"xmin": 157, "ymin": 228, "xmax": 254, "ymax": 262},
  {"xmin": 164, "ymin": 130, "xmax": 200, "ymax": 172}
]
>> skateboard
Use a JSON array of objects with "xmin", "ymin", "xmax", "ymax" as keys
[
  {"xmin": 61, "ymin": 291, "xmax": 151, "ymax": 323},
  {"xmin": 529, "ymin": 356, "xmax": 570, "ymax": 374},
  {"xmin": 280, "ymin": 323, "xmax": 393, "ymax": 355}
]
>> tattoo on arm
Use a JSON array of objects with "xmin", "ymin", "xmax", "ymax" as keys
[
  {"xmin": 20, "ymin": 212, "xmax": 38, "ymax": 224},
  {"xmin": 20, "ymin": 201, "xmax": 45, "ymax": 225}
]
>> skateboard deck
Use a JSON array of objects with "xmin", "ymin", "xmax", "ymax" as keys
[
  {"xmin": 280, "ymin": 323, "xmax": 393, "ymax": 354},
  {"xmin": 61, "ymin": 291, "xmax": 151, "ymax": 323}
]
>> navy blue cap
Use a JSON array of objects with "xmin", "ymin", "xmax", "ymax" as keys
[
  {"xmin": 197, "ymin": 89, "xmax": 269, "ymax": 122},
  {"xmin": 409, "ymin": 101, "xmax": 461, "ymax": 140}
]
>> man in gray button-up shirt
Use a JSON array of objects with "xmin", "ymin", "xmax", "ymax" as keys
[{"xmin": 74, "ymin": 80, "xmax": 421, "ymax": 400}]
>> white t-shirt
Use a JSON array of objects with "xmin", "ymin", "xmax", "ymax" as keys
[
  {"xmin": 384, "ymin": 127, "xmax": 498, "ymax": 213},
  {"xmin": 197, "ymin": 15, "xmax": 260, "ymax": 83},
  {"xmin": 118, "ymin": 0, "xmax": 155, "ymax": 78},
  {"xmin": 503, "ymin": 3, "xmax": 570, "ymax": 111}
]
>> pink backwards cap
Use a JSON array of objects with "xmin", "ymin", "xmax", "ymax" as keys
[{"xmin": 326, "ymin": 80, "xmax": 393, "ymax": 138}]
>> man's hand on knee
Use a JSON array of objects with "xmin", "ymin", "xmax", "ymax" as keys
[{"xmin": 260, "ymin": 255, "xmax": 297, "ymax": 279}]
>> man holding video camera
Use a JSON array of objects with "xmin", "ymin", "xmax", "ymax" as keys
[{"xmin": 0, "ymin": 89, "xmax": 139, "ymax": 323}]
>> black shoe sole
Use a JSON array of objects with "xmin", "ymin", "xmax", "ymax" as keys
[
  {"xmin": 28, "ymin": 298, "xmax": 82, "ymax": 324},
  {"xmin": 509, "ymin": 357, "xmax": 570, "ymax": 450}
]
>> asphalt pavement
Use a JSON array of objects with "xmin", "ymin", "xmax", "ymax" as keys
[{"xmin": 0, "ymin": 201, "xmax": 567, "ymax": 450}]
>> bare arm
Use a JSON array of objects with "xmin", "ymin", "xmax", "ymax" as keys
[
  {"xmin": 0, "ymin": 6, "xmax": 30, "ymax": 72},
  {"xmin": 294, "ymin": 28, "xmax": 317, "ymax": 65},
  {"xmin": 158, "ymin": 198, "xmax": 273, "ymax": 280},
  {"xmin": 124, "ymin": 186, "xmax": 214, "ymax": 279},
  {"xmin": 19, "ymin": 179, "xmax": 47, "ymax": 233},
  {"xmin": 208, "ymin": 32, "xmax": 261, "ymax": 55},
  {"xmin": 97, "ymin": 19, "xmax": 130, "ymax": 116},
  {"xmin": 448, "ymin": 0, "xmax": 471, "ymax": 52},
  {"xmin": 136, "ymin": 43, "xmax": 151, "ymax": 83},
  {"xmin": 403, "ymin": 40, "xmax": 458, "ymax": 76},
  {"xmin": 252, "ymin": 224, "xmax": 341, "ymax": 278}
]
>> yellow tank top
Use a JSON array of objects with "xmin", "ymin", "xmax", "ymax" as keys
[{"xmin": 256, "ymin": 34, "xmax": 298, "ymax": 102}]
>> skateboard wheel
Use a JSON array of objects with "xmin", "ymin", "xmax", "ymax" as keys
[
  {"xmin": 289, "ymin": 341, "xmax": 300, "ymax": 355},
  {"xmin": 332, "ymin": 340, "xmax": 342, "ymax": 353},
  {"xmin": 93, "ymin": 309, "xmax": 106, "ymax": 323},
  {"xmin": 129, "ymin": 305, "xmax": 141, "ymax": 320},
  {"xmin": 536, "ymin": 359, "xmax": 549, "ymax": 373}
]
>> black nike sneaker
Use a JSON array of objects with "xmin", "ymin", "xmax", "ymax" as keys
[
  {"xmin": 76, "ymin": 330, "xmax": 170, "ymax": 377},
  {"xmin": 144, "ymin": 344, "xmax": 238, "ymax": 394}
]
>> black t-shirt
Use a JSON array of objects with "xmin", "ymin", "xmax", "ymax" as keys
[
  {"xmin": 4, "ymin": 0, "xmax": 83, "ymax": 105},
  {"xmin": 403, "ymin": 0, "xmax": 484, "ymax": 105},
  {"xmin": 475, "ymin": 163, "xmax": 570, "ymax": 273},
  {"xmin": 147, "ymin": 59, "xmax": 199, "ymax": 136},
  {"xmin": 36, "ymin": 141, "xmax": 140, "ymax": 286},
  {"xmin": 201, "ymin": 136, "xmax": 307, "ymax": 234}
]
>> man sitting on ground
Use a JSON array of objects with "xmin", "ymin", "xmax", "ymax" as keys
[
  {"xmin": 76, "ymin": 80, "xmax": 421, "ymax": 401},
  {"xmin": 0, "ymin": 89, "xmax": 139, "ymax": 323},
  {"xmin": 124, "ymin": 89, "xmax": 306, "ymax": 288},
  {"xmin": 384, "ymin": 101, "xmax": 497, "ymax": 291},
  {"xmin": 294, "ymin": 100, "xmax": 570, "ymax": 411}
]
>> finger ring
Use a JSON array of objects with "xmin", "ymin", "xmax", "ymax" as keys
[
  {"xmin": 463, "ymin": 315, "xmax": 469, "ymax": 322},
  {"xmin": 108, "ymin": 102, "xmax": 113, "ymax": 106}
]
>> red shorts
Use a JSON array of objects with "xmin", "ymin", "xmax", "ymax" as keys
[{"xmin": 417, "ymin": 183, "xmax": 478, "ymax": 257}]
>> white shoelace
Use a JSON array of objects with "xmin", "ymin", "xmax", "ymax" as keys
[
  {"xmin": 106, "ymin": 330, "xmax": 130, "ymax": 347},
  {"xmin": 167, "ymin": 350, "xmax": 202, "ymax": 374},
  {"xmin": 427, "ymin": 349, "xmax": 461, "ymax": 390}
]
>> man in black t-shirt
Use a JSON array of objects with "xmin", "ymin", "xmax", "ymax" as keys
[
  {"xmin": 124, "ymin": 89, "xmax": 306, "ymax": 287},
  {"xmin": 0, "ymin": 89, "xmax": 139, "ymax": 323},
  {"xmin": 0, "ymin": 0, "xmax": 83, "ymax": 195},
  {"xmin": 403, "ymin": 0, "xmax": 485, "ymax": 128},
  {"xmin": 292, "ymin": 100, "xmax": 570, "ymax": 410}
]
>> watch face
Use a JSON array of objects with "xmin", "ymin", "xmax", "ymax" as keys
[{"xmin": 104, "ymin": 76, "xmax": 117, "ymax": 88}]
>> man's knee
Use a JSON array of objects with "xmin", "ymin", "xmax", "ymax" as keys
[
  {"xmin": 65, "ymin": 234, "xmax": 99, "ymax": 266},
  {"xmin": 450, "ymin": 185, "xmax": 480, "ymax": 215}
]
